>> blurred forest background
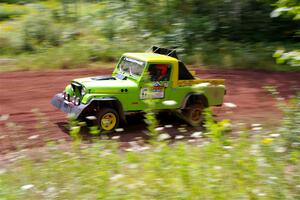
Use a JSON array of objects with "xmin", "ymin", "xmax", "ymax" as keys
[
  {"xmin": 1, "ymin": 1, "xmax": 300, "ymax": 199},
  {"xmin": 0, "ymin": 0, "xmax": 299, "ymax": 71}
]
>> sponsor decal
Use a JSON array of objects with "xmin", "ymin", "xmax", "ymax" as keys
[{"xmin": 140, "ymin": 87, "xmax": 165, "ymax": 99}]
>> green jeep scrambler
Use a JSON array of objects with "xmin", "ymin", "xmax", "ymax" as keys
[{"xmin": 51, "ymin": 47, "xmax": 225, "ymax": 132}]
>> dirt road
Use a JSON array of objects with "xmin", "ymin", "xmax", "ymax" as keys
[{"xmin": 0, "ymin": 68, "xmax": 299, "ymax": 153}]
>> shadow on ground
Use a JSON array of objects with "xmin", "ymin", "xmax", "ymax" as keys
[{"xmin": 56, "ymin": 112, "xmax": 205, "ymax": 143}]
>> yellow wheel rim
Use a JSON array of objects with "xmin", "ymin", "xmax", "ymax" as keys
[
  {"xmin": 191, "ymin": 109, "xmax": 202, "ymax": 122},
  {"xmin": 101, "ymin": 112, "xmax": 117, "ymax": 131}
]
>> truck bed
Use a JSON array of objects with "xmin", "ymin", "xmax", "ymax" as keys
[{"xmin": 177, "ymin": 79, "xmax": 225, "ymax": 86}]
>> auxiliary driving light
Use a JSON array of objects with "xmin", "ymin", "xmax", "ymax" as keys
[{"xmin": 63, "ymin": 92, "xmax": 68, "ymax": 101}]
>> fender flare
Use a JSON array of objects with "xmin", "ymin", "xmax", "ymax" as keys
[
  {"xmin": 181, "ymin": 93, "xmax": 208, "ymax": 109},
  {"xmin": 51, "ymin": 93, "xmax": 125, "ymax": 121},
  {"xmin": 83, "ymin": 97, "xmax": 126, "ymax": 122}
]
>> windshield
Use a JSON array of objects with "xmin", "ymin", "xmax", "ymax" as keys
[{"xmin": 118, "ymin": 57, "xmax": 145, "ymax": 77}]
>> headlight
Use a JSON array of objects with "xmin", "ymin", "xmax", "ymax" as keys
[
  {"xmin": 81, "ymin": 87, "xmax": 86, "ymax": 96},
  {"xmin": 73, "ymin": 96, "xmax": 80, "ymax": 106}
]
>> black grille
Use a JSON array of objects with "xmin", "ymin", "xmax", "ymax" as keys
[{"xmin": 71, "ymin": 82, "xmax": 82, "ymax": 96}]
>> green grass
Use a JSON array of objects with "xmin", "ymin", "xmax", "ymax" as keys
[
  {"xmin": 1, "ymin": 102, "xmax": 300, "ymax": 199},
  {"xmin": 0, "ymin": 132, "xmax": 299, "ymax": 199}
]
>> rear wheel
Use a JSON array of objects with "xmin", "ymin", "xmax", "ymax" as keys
[
  {"xmin": 97, "ymin": 108, "xmax": 119, "ymax": 133},
  {"xmin": 182, "ymin": 104, "xmax": 204, "ymax": 126}
]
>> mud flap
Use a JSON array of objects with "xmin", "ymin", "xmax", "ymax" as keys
[{"xmin": 51, "ymin": 93, "xmax": 87, "ymax": 119}]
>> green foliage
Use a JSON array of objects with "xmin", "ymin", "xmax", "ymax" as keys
[
  {"xmin": 272, "ymin": 0, "xmax": 300, "ymax": 66},
  {"xmin": 0, "ymin": 0, "xmax": 37, "ymax": 3},
  {"xmin": 187, "ymin": 41, "xmax": 300, "ymax": 70},
  {"xmin": 279, "ymin": 94, "xmax": 300, "ymax": 151},
  {"xmin": 264, "ymin": 86, "xmax": 300, "ymax": 154},
  {"xmin": 22, "ymin": 13, "xmax": 63, "ymax": 49},
  {"xmin": 204, "ymin": 108, "xmax": 232, "ymax": 144},
  {"xmin": 0, "ymin": 0, "xmax": 299, "ymax": 71},
  {"xmin": 144, "ymin": 108, "xmax": 159, "ymax": 139},
  {"xmin": 272, "ymin": 0, "xmax": 300, "ymax": 20},
  {"xmin": 12, "ymin": 42, "xmax": 90, "ymax": 70},
  {"xmin": 0, "ymin": 3, "xmax": 28, "ymax": 20},
  {"xmin": 273, "ymin": 50, "xmax": 300, "ymax": 67},
  {"xmin": 1, "ymin": 121, "xmax": 299, "ymax": 199},
  {"xmin": 68, "ymin": 115, "xmax": 83, "ymax": 142}
]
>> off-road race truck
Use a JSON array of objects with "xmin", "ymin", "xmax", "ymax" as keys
[{"xmin": 51, "ymin": 46, "xmax": 225, "ymax": 132}]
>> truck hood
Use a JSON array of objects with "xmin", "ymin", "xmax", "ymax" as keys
[{"xmin": 72, "ymin": 76, "xmax": 138, "ymax": 91}]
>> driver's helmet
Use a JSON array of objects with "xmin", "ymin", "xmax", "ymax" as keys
[{"xmin": 156, "ymin": 64, "xmax": 168, "ymax": 76}]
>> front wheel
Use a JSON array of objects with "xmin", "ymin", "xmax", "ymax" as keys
[
  {"xmin": 182, "ymin": 104, "xmax": 204, "ymax": 126},
  {"xmin": 96, "ymin": 108, "xmax": 119, "ymax": 133}
]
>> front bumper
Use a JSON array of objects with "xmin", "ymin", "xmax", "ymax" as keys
[{"xmin": 51, "ymin": 93, "xmax": 87, "ymax": 118}]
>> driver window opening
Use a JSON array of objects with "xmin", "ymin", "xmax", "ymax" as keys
[{"xmin": 148, "ymin": 64, "xmax": 171, "ymax": 82}]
